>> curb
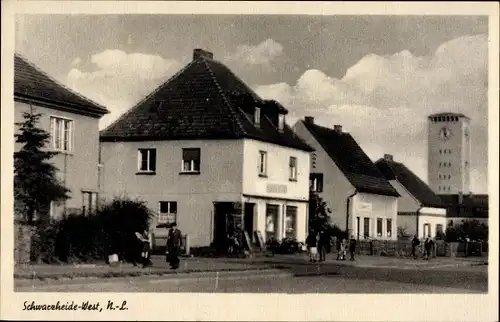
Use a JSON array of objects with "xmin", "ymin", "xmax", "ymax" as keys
[
  {"xmin": 14, "ymin": 264, "xmax": 284, "ymax": 282},
  {"xmin": 15, "ymin": 269, "xmax": 292, "ymax": 289}
]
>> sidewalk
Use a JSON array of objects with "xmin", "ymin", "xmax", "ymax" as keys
[
  {"xmin": 14, "ymin": 253, "xmax": 487, "ymax": 281},
  {"xmin": 188, "ymin": 253, "xmax": 488, "ymax": 270},
  {"xmin": 14, "ymin": 257, "xmax": 272, "ymax": 281}
]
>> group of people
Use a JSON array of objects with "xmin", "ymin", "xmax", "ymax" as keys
[
  {"xmin": 411, "ymin": 235, "xmax": 436, "ymax": 260},
  {"xmin": 306, "ymin": 230, "xmax": 357, "ymax": 262},
  {"xmin": 133, "ymin": 223, "xmax": 183, "ymax": 269}
]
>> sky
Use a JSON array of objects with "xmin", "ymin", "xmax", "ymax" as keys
[{"xmin": 15, "ymin": 15, "xmax": 489, "ymax": 193}]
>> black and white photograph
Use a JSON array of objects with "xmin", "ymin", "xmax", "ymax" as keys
[{"xmin": 1, "ymin": 2, "xmax": 498, "ymax": 321}]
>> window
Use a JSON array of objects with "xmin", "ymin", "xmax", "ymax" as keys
[
  {"xmin": 309, "ymin": 173, "xmax": 324, "ymax": 192},
  {"xmin": 311, "ymin": 152, "xmax": 317, "ymax": 169},
  {"xmin": 82, "ymin": 191, "xmax": 98, "ymax": 215},
  {"xmin": 386, "ymin": 219, "xmax": 392, "ymax": 237},
  {"xmin": 448, "ymin": 174, "xmax": 451, "ymax": 180},
  {"xmin": 50, "ymin": 116, "xmax": 73, "ymax": 152},
  {"xmin": 258, "ymin": 151, "xmax": 267, "ymax": 176},
  {"xmin": 285, "ymin": 206, "xmax": 297, "ymax": 238},
  {"xmin": 448, "ymin": 162, "xmax": 451, "ymax": 167},
  {"xmin": 278, "ymin": 114, "xmax": 285, "ymax": 132},
  {"xmin": 158, "ymin": 201, "xmax": 177, "ymax": 227},
  {"xmin": 439, "ymin": 149, "xmax": 442, "ymax": 154},
  {"xmin": 376, "ymin": 218, "xmax": 383, "ymax": 237},
  {"xmin": 254, "ymin": 107, "xmax": 261, "ymax": 127},
  {"xmin": 137, "ymin": 149, "xmax": 156, "ymax": 172},
  {"xmin": 289, "ymin": 157, "xmax": 298, "ymax": 181},
  {"xmin": 182, "ymin": 148, "xmax": 200, "ymax": 173},
  {"xmin": 438, "ymin": 174, "xmax": 441, "ymax": 179},
  {"xmin": 363, "ymin": 218, "xmax": 370, "ymax": 238}
]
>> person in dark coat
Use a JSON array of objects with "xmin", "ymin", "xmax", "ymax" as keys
[
  {"xmin": 423, "ymin": 235, "xmax": 434, "ymax": 260},
  {"xmin": 348, "ymin": 235, "xmax": 357, "ymax": 261},
  {"xmin": 306, "ymin": 232, "xmax": 318, "ymax": 262},
  {"xmin": 411, "ymin": 235, "xmax": 421, "ymax": 259},
  {"xmin": 166, "ymin": 223, "xmax": 183, "ymax": 269},
  {"xmin": 318, "ymin": 230, "xmax": 329, "ymax": 262}
]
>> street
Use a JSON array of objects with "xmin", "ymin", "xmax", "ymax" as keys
[{"xmin": 16, "ymin": 260, "xmax": 488, "ymax": 293}]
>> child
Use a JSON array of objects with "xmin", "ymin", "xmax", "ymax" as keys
[{"xmin": 306, "ymin": 232, "xmax": 319, "ymax": 262}]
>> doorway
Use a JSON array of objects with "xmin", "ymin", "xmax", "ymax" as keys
[
  {"xmin": 213, "ymin": 202, "xmax": 235, "ymax": 249},
  {"xmin": 356, "ymin": 217, "xmax": 360, "ymax": 240},
  {"xmin": 244, "ymin": 203, "xmax": 255, "ymax": 242}
]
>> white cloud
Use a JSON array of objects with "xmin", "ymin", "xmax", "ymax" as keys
[
  {"xmin": 66, "ymin": 49, "xmax": 184, "ymax": 129},
  {"xmin": 225, "ymin": 38, "xmax": 283, "ymax": 65},
  {"xmin": 255, "ymin": 35, "xmax": 488, "ymax": 193}
]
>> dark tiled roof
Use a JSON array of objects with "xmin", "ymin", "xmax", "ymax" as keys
[
  {"xmin": 99, "ymin": 53, "xmax": 313, "ymax": 152},
  {"xmin": 14, "ymin": 54, "xmax": 109, "ymax": 117},
  {"xmin": 375, "ymin": 158, "xmax": 443, "ymax": 208},
  {"xmin": 303, "ymin": 121, "xmax": 399, "ymax": 197},
  {"xmin": 438, "ymin": 194, "xmax": 489, "ymax": 219},
  {"xmin": 428, "ymin": 112, "xmax": 469, "ymax": 119}
]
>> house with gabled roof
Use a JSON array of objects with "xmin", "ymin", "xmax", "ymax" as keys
[
  {"xmin": 99, "ymin": 49, "xmax": 314, "ymax": 248},
  {"xmin": 14, "ymin": 54, "xmax": 110, "ymax": 218},
  {"xmin": 292, "ymin": 117, "xmax": 400, "ymax": 240},
  {"xmin": 375, "ymin": 154, "xmax": 447, "ymax": 238}
]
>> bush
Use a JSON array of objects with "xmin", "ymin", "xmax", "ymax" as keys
[
  {"xmin": 29, "ymin": 197, "xmax": 154, "ymax": 264},
  {"xmin": 445, "ymin": 220, "xmax": 488, "ymax": 242}
]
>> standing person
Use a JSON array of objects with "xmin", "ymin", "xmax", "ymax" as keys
[
  {"xmin": 349, "ymin": 235, "xmax": 357, "ymax": 261},
  {"xmin": 135, "ymin": 228, "xmax": 152, "ymax": 268},
  {"xmin": 464, "ymin": 234, "xmax": 470, "ymax": 258},
  {"xmin": 166, "ymin": 223, "xmax": 183, "ymax": 269},
  {"xmin": 318, "ymin": 230, "xmax": 329, "ymax": 262},
  {"xmin": 306, "ymin": 232, "xmax": 318, "ymax": 262},
  {"xmin": 341, "ymin": 237, "xmax": 349, "ymax": 260},
  {"xmin": 411, "ymin": 235, "xmax": 421, "ymax": 260},
  {"xmin": 423, "ymin": 235, "xmax": 434, "ymax": 260},
  {"xmin": 335, "ymin": 236, "xmax": 342, "ymax": 260}
]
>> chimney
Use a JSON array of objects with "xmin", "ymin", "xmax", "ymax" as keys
[
  {"xmin": 333, "ymin": 125, "xmax": 342, "ymax": 133},
  {"xmin": 304, "ymin": 116, "xmax": 314, "ymax": 124},
  {"xmin": 384, "ymin": 154, "xmax": 394, "ymax": 162},
  {"xmin": 193, "ymin": 48, "xmax": 214, "ymax": 60}
]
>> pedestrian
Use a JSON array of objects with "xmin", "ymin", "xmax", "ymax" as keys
[
  {"xmin": 135, "ymin": 228, "xmax": 152, "ymax": 268},
  {"xmin": 166, "ymin": 223, "xmax": 183, "ymax": 269},
  {"xmin": 464, "ymin": 234, "xmax": 470, "ymax": 258},
  {"xmin": 423, "ymin": 235, "xmax": 434, "ymax": 260},
  {"xmin": 341, "ymin": 237, "xmax": 348, "ymax": 260},
  {"xmin": 318, "ymin": 230, "xmax": 329, "ymax": 262},
  {"xmin": 411, "ymin": 235, "xmax": 420, "ymax": 259},
  {"xmin": 306, "ymin": 232, "xmax": 318, "ymax": 262},
  {"xmin": 349, "ymin": 235, "xmax": 357, "ymax": 261},
  {"xmin": 335, "ymin": 236, "xmax": 342, "ymax": 260}
]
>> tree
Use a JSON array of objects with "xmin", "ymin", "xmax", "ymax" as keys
[
  {"xmin": 14, "ymin": 108, "xmax": 70, "ymax": 225},
  {"xmin": 308, "ymin": 191, "xmax": 332, "ymax": 234}
]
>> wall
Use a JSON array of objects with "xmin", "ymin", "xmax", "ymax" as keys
[
  {"xmin": 15, "ymin": 101, "xmax": 101, "ymax": 217},
  {"xmin": 418, "ymin": 208, "xmax": 447, "ymax": 239},
  {"xmin": 242, "ymin": 139, "xmax": 310, "ymax": 201},
  {"xmin": 100, "ymin": 139, "xmax": 244, "ymax": 247},
  {"xmin": 292, "ymin": 121, "xmax": 354, "ymax": 231},
  {"xmin": 351, "ymin": 192, "xmax": 398, "ymax": 240},
  {"xmin": 397, "ymin": 213, "xmax": 418, "ymax": 237},
  {"xmin": 388, "ymin": 180, "xmax": 420, "ymax": 212}
]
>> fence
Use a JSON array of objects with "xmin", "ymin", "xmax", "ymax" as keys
[{"xmin": 332, "ymin": 237, "xmax": 486, "ymax": 258}]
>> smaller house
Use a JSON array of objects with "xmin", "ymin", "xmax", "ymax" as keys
[
  {"xmin": 438, "ymin": 194, "xmax": 489, "ymax": 226},
  {"xmin": 375, "ymin": 154, "xmax": 447, "ymax": 238},
  {"xmin": 293, "ymin": 117, "xmax": 400, "ymax": 240},
  {"xmin": 14, "ymin": 54, "xmax": 109, "ymax": 218}
]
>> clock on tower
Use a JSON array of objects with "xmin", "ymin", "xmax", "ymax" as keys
[{"xmin": 439, "ymin": 127, "xmax": 452, "ymax": 140}]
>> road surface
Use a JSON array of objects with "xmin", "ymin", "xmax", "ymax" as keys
[{"xmin": 16, "ymin": 264, "xmax": 487, "ymax": 293}]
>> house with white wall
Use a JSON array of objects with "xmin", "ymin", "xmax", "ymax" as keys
[
  {"xmin": 14, "ymin": 54, "xmax": 109, "ymax": 219},
  {"xmin": 99, "ymin": 49, "xmax": 313, "ymax": 248},
  {"xmin": 375, "ymin": 154, "xmax": 447, "ymax": 238},
  {"xmin": 292, "ymin": 117, "xmax": 400, "ymax": 241}
]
